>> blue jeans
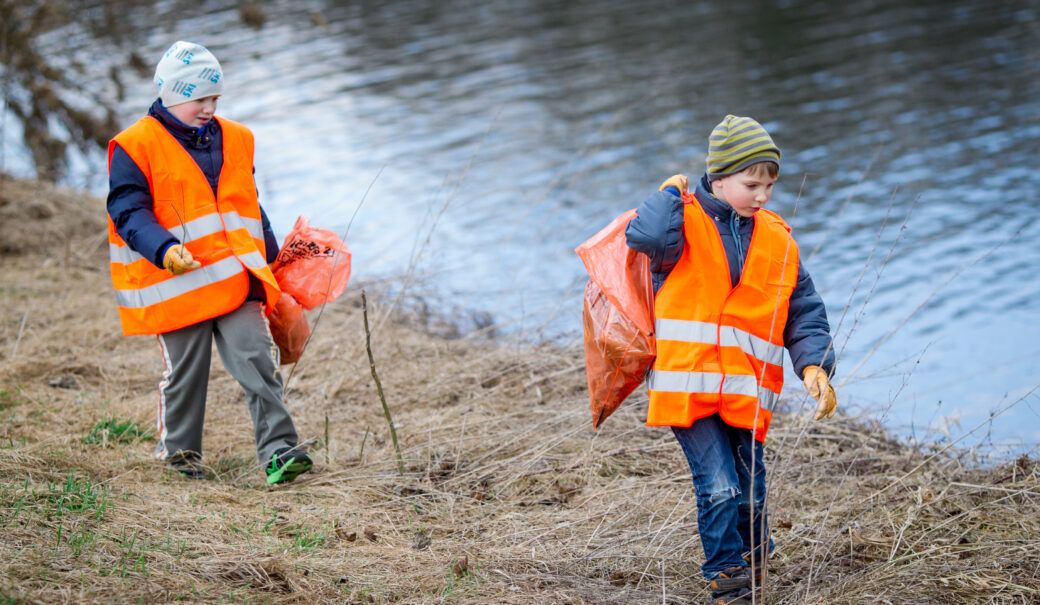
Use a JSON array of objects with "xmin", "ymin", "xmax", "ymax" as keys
[{"xmin": 672, "ymin": 414, "xmax": 772, "ymax": 580}]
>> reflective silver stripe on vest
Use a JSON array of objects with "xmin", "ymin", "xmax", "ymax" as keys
[
  {"xmin": 720, "ymin": 326, "xmax": 784, "ymax": 366},
  {"xmin": 237, "ymin": 250, "xmax": 268, "ymax": 271},
  {"xmin": 220, "ymin": 211, "xmax": 263, "ymax": 240},
  {"xmin": 655, "ymin": 318, "xmax": 716, "ymax": 344},
  {"xmin": 646, "ymin": 369, "xmax": 723, "ymax": 394},
  {"xmin": 648, "ymin": 370, "xmax": 780, "ymax": 406},
  {"xmin": 114, "ymin": 255, "xmax": 245, "ymax": 308},
  {"xmin": 109, "ymin": 211, "xmax": 263, "ymax": 265},
  {"xmin": 655, "ymin": 318, "xmax": 784, "ymax": 367},
  {"xmin": 722, "ymin": 374, "xmax": 781, "ymax": 400},
  {"xmin": 110, "ymin": 244, "xmax": 146, "ymax": 265}
]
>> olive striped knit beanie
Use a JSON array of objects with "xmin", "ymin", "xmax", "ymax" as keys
[{"xmin": 706, "ymin": 115, "xmax": 781, "ymax": 180}]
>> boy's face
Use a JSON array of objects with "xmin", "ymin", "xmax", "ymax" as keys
[
  {"xmin": 167, "ymin": 95, "xmax": 219, "ymax": 127},
  {"xmin": 711, "ymin": 168, "xmax": 777, "ymax": 218}
]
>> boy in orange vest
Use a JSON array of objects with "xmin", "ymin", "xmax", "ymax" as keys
[
  {"xmin": 626, "ymin": 115, "xmax": 837, "ymax": 603},
  {"xmin": 106, "ymin": 41, "xmax": 311, "ymax": 485}
]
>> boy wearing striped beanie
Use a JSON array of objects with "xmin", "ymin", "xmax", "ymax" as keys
[{"xmin": 625, "ymin": 115, "xmax": 838, "ymax": 603}]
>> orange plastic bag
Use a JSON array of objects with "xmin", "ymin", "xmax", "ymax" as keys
[
  {"xmin": 575, "ymin": 209, "xmax": 656, "ymax": 429},
  {"xmin": 268, "ymin": 293, "xmax": 311, "ymax": 365},
  {"xmin": 272, "ymin": 216, "xmax": 352, "ymax": 310}
]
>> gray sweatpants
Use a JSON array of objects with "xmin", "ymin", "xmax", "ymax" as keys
[{"xmin": 155, "ymin": 300, "xmax": 299, "ymax": 464}]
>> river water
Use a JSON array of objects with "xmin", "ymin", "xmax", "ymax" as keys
[{"xmin": 6, "ymin": 0, "xmax": 1039, "ymax": 454}]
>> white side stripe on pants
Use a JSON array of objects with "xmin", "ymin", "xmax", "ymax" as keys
[{"xmin": 156, "ymin": 334, "xmax": 172, "ymax": 460}]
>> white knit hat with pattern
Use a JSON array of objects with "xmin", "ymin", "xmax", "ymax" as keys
[{"xmin": 154, "ymin": 41, "xmax": 223, "ymax": 108}]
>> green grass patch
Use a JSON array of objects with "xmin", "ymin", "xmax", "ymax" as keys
[
  {"xmin": 260, "ymin": 511, "xmax": 280, "ymax": 535},
  {"xmin": 113, "ymin": 529, "xmax": 149, "ymax": 577},
  {"xmin": 291, "ymin": 526, "xmax": 329, "ymax": 550},
  {"xmin": 0, "ymin": 389, "xmax": 24, "ymax": 411},
  {"xmin": 0, "ymin": 474, "xmax": 113, "ymax": 556},
  {"xmin": 2, "ymin": 475, "xmax": 111, "ymax": 557},
  {"xmin": 0, "ymin": 479, "xmax": 33, "ymax": 525},
  {"xmin": 83, "ymin": 418, "xmax": 152, "ymax": 445},
  {"xmin": 440, "ymin": 569, "xmax": 477, "ymax": 601},
  {"xmin": 47, "ymin": 473, "xmax": 110, "ymax": 521},
  {"xmin": 64, "ymin": 526, "xmax": 98, "ymax": 556},
  {"xmin": 88, "ymin": 528, "xmax": 151, "ymax": 577},
  {"xmin": 157, "ymin": 535, "xmax": 189, "ymax": 557}
]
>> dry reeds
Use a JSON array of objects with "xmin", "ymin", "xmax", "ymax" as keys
[{"xmin": 0, "ymin": 178, "xmax": 1037, "ymax": 603}]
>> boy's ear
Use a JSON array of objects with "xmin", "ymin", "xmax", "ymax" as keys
[{"xmin": 710, "ymin": 174, "xmax": 729, "ymax": 198}]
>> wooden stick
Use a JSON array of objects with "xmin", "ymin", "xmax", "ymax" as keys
[
  {"xmin": 358, "ymin": 428, "xmax": 369, "ymax": 465},
  {"xmin": 361, "ymin": 290, "xmax": 404, "ymax": 475}
]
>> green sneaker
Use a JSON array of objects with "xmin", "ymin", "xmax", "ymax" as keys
[{"xmin": 265, "ymin": 448, "xmax": 313, "ymax": 485}]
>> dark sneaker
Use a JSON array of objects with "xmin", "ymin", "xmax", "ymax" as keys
[
  {"xmin": 743, "ymin": 549, "xmax": 769, "ymax": 587},
  {"xmin": 707, "ymin": 566, "xmax": 752, "ymax": 604},
  {"xmin": 167, "ymin": 450, "xmax": 205, "ymax": 480},
  {"xmin": 265, "ymin": 448, "xmax": 312, "ymax": 485}
]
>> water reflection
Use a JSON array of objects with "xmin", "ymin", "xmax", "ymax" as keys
[{"xmin": 13, "ymin": 0, "xmax": 1040, "ymax": 452}]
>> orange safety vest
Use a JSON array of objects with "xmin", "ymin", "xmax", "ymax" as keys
[
  {"xmin": 647, "ymin": 196, "xmax": 799, "ymax": 441},
  {"xmin": 106, "ymin": 116, "xmax": 280, "ymax": 336}
]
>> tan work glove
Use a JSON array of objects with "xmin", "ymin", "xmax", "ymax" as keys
[
  {"xmin": 802, "ymin": 365, "xmax": 837, "ymax": 420},
  {"xmin": 659, "ymin": 174, "xmax": 689, "ymax": 195},
  {"xmin": 163, "ymin": 244, "xmax": 201, "ymax": 275}
]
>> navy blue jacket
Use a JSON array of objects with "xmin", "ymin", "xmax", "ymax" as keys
[
  {"xmin": 625, "ymin": 174, "xmax": 836, "ymax": 378},
  {"xmin": 107, "ymin": 99, "xmax": 279, "ymax": 300}
]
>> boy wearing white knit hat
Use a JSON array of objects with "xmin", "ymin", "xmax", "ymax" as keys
[
  {"xmin": 153, "ymin": 40, "xmax": 225, "ymax": 124},
  {"xmin": 106, "ymin": 41, "xmax": 311, "ymax": 485}
]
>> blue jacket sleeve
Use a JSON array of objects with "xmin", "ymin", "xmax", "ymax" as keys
[
  {"xmin": 107, "ymin": 144, "xmax": 178, "ymax": 268},
  {"xmin": 259, "ymin": 204, "xmax": 279, "ymax": 264},
  {"xmin": 784, "ymin": 259, "xmax": 837, "ymax": 378},
  {"xmin": 251, "ymin": 167, "xmax": 279, "ymax": 264},
  {"xmin": 625, "ymin": 188, "xmax": 685, "ymax": 291}
]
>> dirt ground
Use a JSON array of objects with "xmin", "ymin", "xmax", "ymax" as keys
[{"xmin": 1, "ymin": 175, "xmax": 1038, "ymax": 604}]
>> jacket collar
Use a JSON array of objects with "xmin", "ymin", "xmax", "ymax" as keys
[
  {"xmin": 694, "ymin": 174, "xmax": 738, "ymax": 221},
  {"xmin": 148, "ymin": 98, "xmax": 216, "ymax": 147}
]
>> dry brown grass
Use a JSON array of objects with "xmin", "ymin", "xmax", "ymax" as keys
[{"xmin": 0, "ymin": 175, "xmax": 1038, "ymax": 604}]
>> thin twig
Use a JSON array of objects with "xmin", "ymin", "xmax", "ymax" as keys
[
  {"xmin": 324, "ymin": 413, "xmax": 330, "ymax": 466},
  {"xmin": 10, "ymin": 308, "xmax": 28, "ymax": 358},
  {"xmin": 362, "ymin": 289, "xmax": 404, "ymax": 475},
  {"xmin": 358, "ymin": 427, "xmax": 370, "ymax": 465}
]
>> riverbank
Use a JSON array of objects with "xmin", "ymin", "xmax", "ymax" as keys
[{"xmin": 1, "ymin": 175, "xmax": 1037, "ymax": 603}]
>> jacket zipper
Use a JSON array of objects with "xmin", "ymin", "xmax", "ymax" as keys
[{"xmin": 730, "ymin": 213, "xmax": 745, "ymax": 278}]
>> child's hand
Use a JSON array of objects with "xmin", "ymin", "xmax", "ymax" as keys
[
  {"xmin": 163, "ymin": 244, "xmax": 202, "ymax": 275},
  {"xmin": 802, "ymin": 365, "xmax": 837, "ymax": 420},
  {"xmin": 658, "ymin": 174, "xmax": 689, "ymax": 194}
]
